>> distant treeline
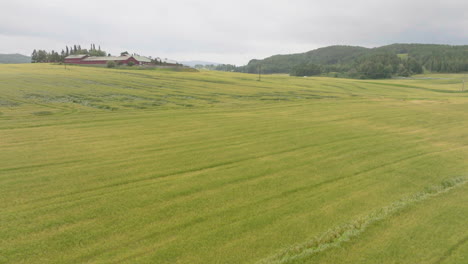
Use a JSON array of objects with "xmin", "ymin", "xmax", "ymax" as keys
[
  {"xmin": 31, "ymin": 44, "xmax": 107, "ymax": 63},
  {"xmin": 211, "ymin": 44, "xmax": 468, "ymax": 79},
  {"xmin": 194, "ymin": 64, "xmax": 237, "ymax": 71}
]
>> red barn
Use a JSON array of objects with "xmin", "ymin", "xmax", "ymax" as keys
[
  {"xmin": 64, "ymin": 55, "xmax": 152, "ymax": 65},
  {"xmin": 64, "ymin": 54, "xmax": 89, "ymax": 64}
]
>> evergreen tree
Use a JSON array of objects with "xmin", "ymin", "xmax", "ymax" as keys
[
  {"xmin": 31, "ymin": 50, "xmax": 38, "ymax": 63},
  {"xmin": 290, "ymin": 63, "xmax": 321, "ymax": 76},
  {"xmin": 37, "ymin": 50, "xmax": 47, "ymax": 62},
  {"xmin": 406, "ymin": 58, "xmax": 423, "ymax": 74}
]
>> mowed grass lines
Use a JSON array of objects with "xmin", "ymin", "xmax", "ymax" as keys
[{"xmin": 0, "ymin": 64, "xmax": 467, "ymax": 263}]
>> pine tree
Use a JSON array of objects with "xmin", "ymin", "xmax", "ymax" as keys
[
  {"xmin": 50, "ymin": 50, "xmax": 55, "ymax": 62},
  {"xmin": 31, "ymin": 49, "xmax": 38, "ymax": 63},
  {"xmin": 37, "ymin": 50, "xmax": 47, "ymax": 62}
]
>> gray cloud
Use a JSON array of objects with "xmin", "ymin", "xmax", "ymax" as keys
[{"xmin": 1, "ymin": 0, "xmax": 467, "ymax": 65}]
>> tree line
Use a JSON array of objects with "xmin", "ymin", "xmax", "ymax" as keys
[
  {"xmin": 210, "ymin": 44, "xmax": 468, "ymax": 79},
  {"xmin": 219, "ymin": 53, "xmax": 424, "ymax": 79},
  {"xmin": 31, "ymin": 44, "xmax": 107, "ymax": 63},
  {"xmin": 194, "ymin": 64, "xmax": 237, "ymax": 71}
]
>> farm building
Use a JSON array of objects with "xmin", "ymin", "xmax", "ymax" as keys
[
  {"xmin": 162, "ymin": 58, "xmax": 179, "ymax": 66},
  {"xmin": 64, "ymin": 54, "xmax": 89, "ymax": 64},
  {"xmin": 64, "ymin": 55, "xmax": 152, "ymax": 65}
]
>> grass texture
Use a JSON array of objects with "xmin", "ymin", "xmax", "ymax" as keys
[{"xmin": 0, "ymin": 64, "xmax": 467, "ymax": 263}]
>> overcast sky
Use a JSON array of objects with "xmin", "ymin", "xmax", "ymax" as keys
[{"xmin": 1, "ymin": 0, "xmax": 467, "ymax": 65}]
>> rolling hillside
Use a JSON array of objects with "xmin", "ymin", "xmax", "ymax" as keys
[
  {"xmin": 238, "ymin": 44, "xmax": 468, "ymax": 77},
  {"xmin": 0, "ymin": 53, "xmax": 31, "ymax": 64},
  {"xmin": 1, "ymin": 64, "xmax": 467, "ymax": 263},
  {"xmin": 243, "ymin": 45, "xmax": 368, "ymax": 73}
]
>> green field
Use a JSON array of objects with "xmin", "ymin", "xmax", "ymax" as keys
[{"xmin": 1, "ymin": 64, "xmax": 467, "ymax": 264}]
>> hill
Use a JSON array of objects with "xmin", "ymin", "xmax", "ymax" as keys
[
  {"xmin": 237, "ymin": 44, "xmax": 468, "ymax": 78},
  {"xmin": 1, "ymin": 64, "xmax": 468, "ymax": 263},
  {"xmin": 0, "ymin": 53, "xmax": 31, "ymax": 63},
  {"xmin": 242, "ymin": 45, "xmax": 368, "ymax": 74}
]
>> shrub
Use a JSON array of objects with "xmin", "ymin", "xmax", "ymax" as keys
[
  {"xmin": 127, "ymin": 61, "xmax": 135, "ymax": 67},
  {"xmin": 107, "ymin": 61, "xmax": 116, "ymax": 68}
]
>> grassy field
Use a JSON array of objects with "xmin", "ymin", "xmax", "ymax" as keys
[{"xmin": 1, "ymin": 64, "xmax": 467, "ymax": 263}]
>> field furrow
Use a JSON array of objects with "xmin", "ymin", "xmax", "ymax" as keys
[{"xmin": 1, "ymin": 64, "xmax": 467, "ymax": 263}]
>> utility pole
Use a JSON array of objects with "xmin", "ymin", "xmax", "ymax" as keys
[
  {"xmin": 461, "ymin": 74, "xmax": 466, "ymax": 92},
  {"xmin": 258, "ymin": 64, "xmax": 262, "ymax": 81}
]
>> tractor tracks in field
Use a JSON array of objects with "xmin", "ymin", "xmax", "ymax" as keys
[
  {"xmin": 7, "ymin": 133, "xmax": 373, "ymax": 214},
  {"xmin": 432, "ymin": 235, "xmax": 468, "ymax": 264},
  {"xmin": 6, "ymin": 108, "xmax": 467, "ymax": 217},
  {"xmin": 10, "ymin": 133, "xmax": 467, "ymax": 217},
  {"xmin": 256, "ymin": 177, "xmax": 468, "ymax": 264},
  {"xmin": 245, "ymin": 143, "xmax": 468, "ymax": 208}
]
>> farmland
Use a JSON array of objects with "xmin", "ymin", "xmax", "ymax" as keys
[{"xmin": 1, "ymin": 64, "xmax": 467, "ymax": 263}]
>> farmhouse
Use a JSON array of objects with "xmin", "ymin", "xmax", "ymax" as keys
[{"xmin": 64, "ymin": 55, "xmax": 152, "ymax": 65}]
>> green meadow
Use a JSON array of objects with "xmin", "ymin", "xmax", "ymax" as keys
[{"xmin": 1, "ymin": 64, "xmax": 467, "ymax": 264}]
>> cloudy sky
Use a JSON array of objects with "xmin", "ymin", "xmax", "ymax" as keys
[{"xmin": 1, "ymin": 0, "xmax": 467, "ymax": 65}]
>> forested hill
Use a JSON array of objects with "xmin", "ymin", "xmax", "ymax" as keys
[
  {"xmin": 0, "ymin": 54, "xmax": 31, "ymax": 64},
  {"xmin": 236, "ymin": 44, "xmax": 468, "ymax": 78},
  {"xmin": 243, "ymin": 45, "xmax": 368, "ymax": 73}
]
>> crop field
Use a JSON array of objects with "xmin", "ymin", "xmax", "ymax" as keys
[{"xmin": 1, "ymin": 64, "xmax": 467, "ymax": 263}]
